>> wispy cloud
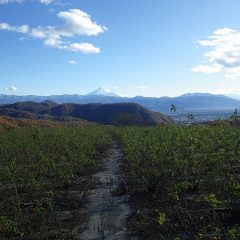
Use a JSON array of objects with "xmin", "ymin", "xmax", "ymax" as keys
[
  {"xmin": 69, "ymin": 60, "xmax": 76, "ymax": 64},
  {"xmin": 0, "ymin": 0, "xmax": 23, "ymax": 3},
  {"xmin": 0, "ymin": 0, "xmax": 55, "ymax": 4},
  {"xmin": 210, "ymin": 89, "xmax": 240, "ymax": 95},
  {"xmin": 66, "ymin": 43, "xmax": 100, "ymax": 54},
  {"xmin": 137, "ymin": 86, "xmax": 147, "ymax": 91},
  {"xmin": 192, "ymin": 28, "xmax": 240, "ymax": 79},
  {"xmin": 48, "ymin": 7, "xmax": 55, "ymax": 13},
  {"xmin": 5, "ymin": 86, "xmax": 17, "ymax": 91},
  {"xmin": 39, "ymin": 0, "xmax": 54, "ymax": 4},
  {"xmin": 0, "ymin": 9, "xmax": 107, "ymax": 54},
  {"xmin": 192, "ymin": 64, "xmax": 221, "ymax": 74},
  {"xmin": 0, "ymin": 23, "xmax": 29, "ymax": 33}
]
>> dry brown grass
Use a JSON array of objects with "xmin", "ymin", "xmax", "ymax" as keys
[{"xmin": 0, "ymin": 116, "xmax": 93, "ymax": 131}]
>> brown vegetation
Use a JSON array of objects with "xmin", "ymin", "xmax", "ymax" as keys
[{"xmin": 0, "ymin": 116, "xmax": 93, "ymax": 131}]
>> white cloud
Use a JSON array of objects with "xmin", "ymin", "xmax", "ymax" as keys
[
  {"xmin": 69, "ymin": 60, "xmax": 76, "ymax": 64},
  {"xmin": 57, "ymin": 9, "xmax": 107, "ymax": 36},
  {"xmin": 192, "ymin": 28, "xmax": 240, "ymax": 79},
  {"xmin": 0, "ymin": 9, "xmax": 107, "ymax": 54},
  {"xmin": 5, "ymin": 86, "xmax": 17, "ymax": 91}
]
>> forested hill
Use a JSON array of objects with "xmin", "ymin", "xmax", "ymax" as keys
[{"xmin": 0, "ymin": 101, "xmax": 172, "ymax": 126}]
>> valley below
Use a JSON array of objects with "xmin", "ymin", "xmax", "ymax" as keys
[{"xmin": 166, "ymin": 108, "xmax": 238, "ymax": 123}]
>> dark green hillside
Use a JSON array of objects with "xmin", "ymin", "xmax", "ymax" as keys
[
  {"xmin": 0, "ymin": 102, "xmax": 172, "ymax": 126},
  {"xmin": 52, "ymin": 103, "xmax": 171, "ymax": 125}
]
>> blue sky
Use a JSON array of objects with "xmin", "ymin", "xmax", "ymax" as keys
[{"xmin": 1, "ymin": 0, "xmax": 240, "ymax": 97}]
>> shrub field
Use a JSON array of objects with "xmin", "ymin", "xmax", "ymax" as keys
[
  {"xmin": 116, "ymin": 125, "xmax": 240, "ymax": 239},
  {"xmin": 0, "ymin": 127, "xmax": 111, "ymax": 238},
  {"xmin": 1, "ymin": 124, "xmax": 240, "ymax": 239}
]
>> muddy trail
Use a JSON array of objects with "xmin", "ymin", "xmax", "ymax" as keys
[{"xmin": 75, "ymin": 141, "xmax": 137, "ymax": 240}]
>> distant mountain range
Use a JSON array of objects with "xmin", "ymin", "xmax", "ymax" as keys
[
  {"xmin": 1, "ymin": 88, "xmax": 240, "ymax": 113},
  {"xmin": 0, "ymin": 101, "xmax": 172, "ymax": 126}
]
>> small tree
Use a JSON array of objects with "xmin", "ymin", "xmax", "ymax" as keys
[
  {"xmin": 230, "ymin": 108, "xmax": 240, "ymax": 126},
  {"xmin": 171, "ymin": 104, "xmax": 195, "ymax": 123}
]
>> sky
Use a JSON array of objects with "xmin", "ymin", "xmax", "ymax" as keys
[{"xmin": 1, "ymin": 0, "xmax": 240, "ymax": 97}]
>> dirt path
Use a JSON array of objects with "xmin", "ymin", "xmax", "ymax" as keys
[{"xmin": 75, "ymin": 141, "xmax": 137, "ymax": 240}]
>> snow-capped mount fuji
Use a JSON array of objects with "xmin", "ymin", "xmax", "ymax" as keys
[{"xmin": 86, "ymin": 87, "xmax": 120, "ymax": 97}]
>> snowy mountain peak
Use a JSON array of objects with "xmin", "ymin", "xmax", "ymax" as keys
[{"xmin": 87, "ymin": 87, "xmax": 120, "ymax": 97}]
